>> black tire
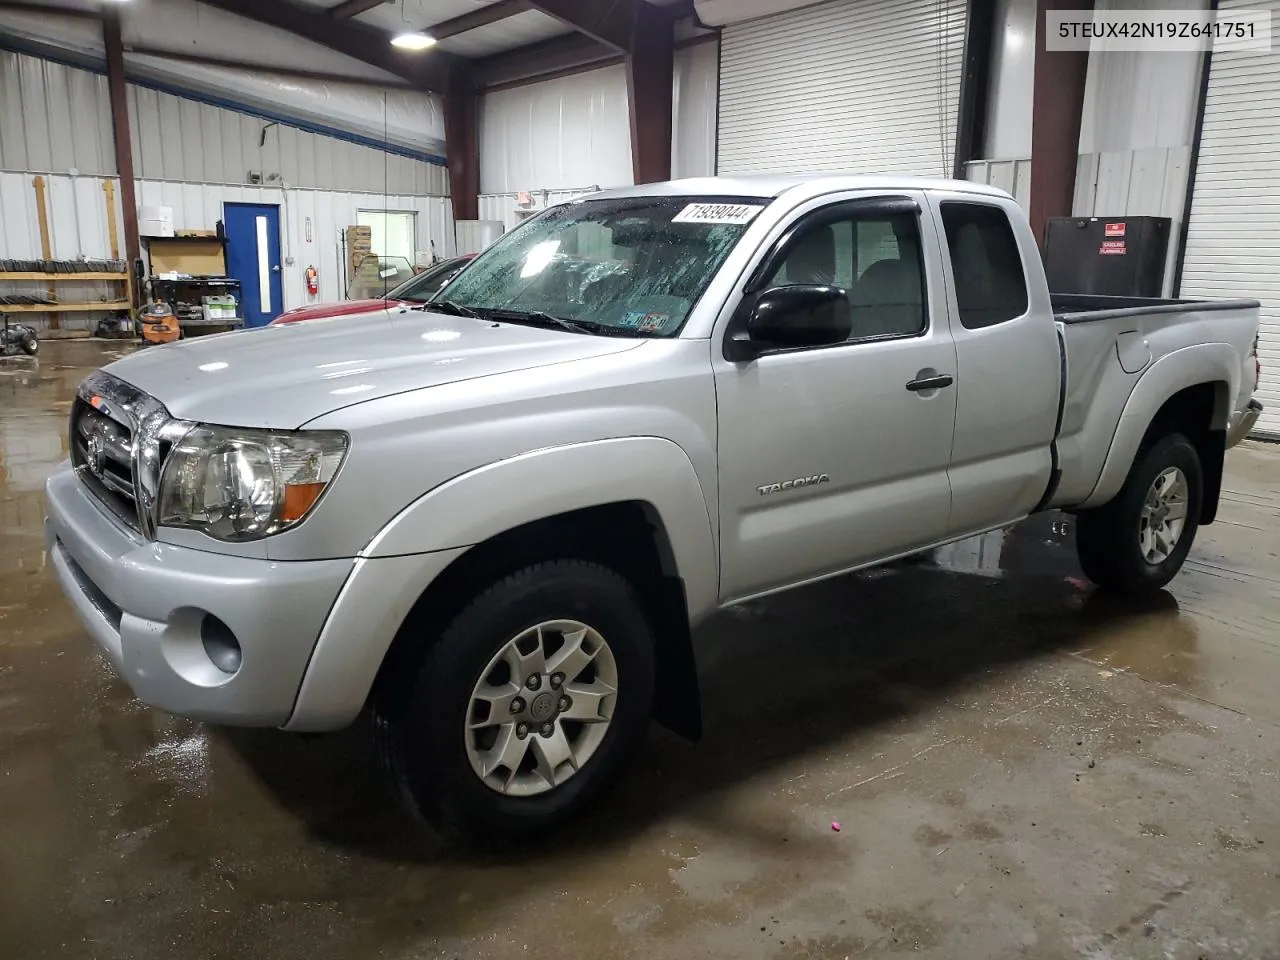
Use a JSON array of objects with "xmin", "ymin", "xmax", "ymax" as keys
[
  {"xmin": 373, "ymin": 559, "xmax": 656, "ymax": 844},
  {"xmin": 1075, "ymin": 432, "xmax": 1203, "ymax": 596},
  {"xmin": 21, "ymin": 336, "xmax": 37, "ymax": 356}
]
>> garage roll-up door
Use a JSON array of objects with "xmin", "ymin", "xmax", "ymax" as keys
[
  {"xmin": 1180, "ymin": 0, "xmax": 1279, "ymax": 437},
  {"xmin": 717, "ymin": 0, "xmax": 968, "ymax": 176}
]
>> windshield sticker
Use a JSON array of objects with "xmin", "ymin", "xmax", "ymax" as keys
[
  {"xmin": 672, "ymin": 203, "xmax": 765, "ymax": 226},
  {"xmin": 621, "ymin": 310, "xmax": 670, "ymax": 333}
]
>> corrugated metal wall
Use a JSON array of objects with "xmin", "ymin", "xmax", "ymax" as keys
[
  {"xmin": 1, "ymin": 50, "xmax": 447, "ymax": 194},
  {"xmin": 477, "ymin": 189, "xmax": 599, "ymax": 233},
  {"xmin": 966, "ymin": 147, "xmax": 1191, "ymax": 297},
  {"xmin": 136, "ymin": 179, "xmax": 455, "ymax": 307},
  {"xmin": 0, "ymin": 50, "xmax": 116, "ymax": 176},
  {"xmin": 0, "ymin": 170, "xmax": 454, "ymax": 329},
  {"xmin": 126, "ymin": 84, "xmax": 446, "ymax": 195}
]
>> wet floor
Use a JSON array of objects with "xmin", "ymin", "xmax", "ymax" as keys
[{"xmin": 2, "ymin": 340, "xmax": 1279, "ymax": 959}]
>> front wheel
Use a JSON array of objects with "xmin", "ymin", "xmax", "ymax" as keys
[
  {"xmin": 21, "ymin": 336, "xmax": 38, "ymax": 356},
  {"xmin": 373, "ymin": 559, "xmax": 655, "ymax": 844},
  {"xmin": 1075, "ymin": 432, "xmax": 1203, "ymax": 596}
]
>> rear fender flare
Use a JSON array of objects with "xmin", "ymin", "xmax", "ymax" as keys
[{"xmin": 1080, "ymin": 343, "xmax": 1237, "ymax": 510}]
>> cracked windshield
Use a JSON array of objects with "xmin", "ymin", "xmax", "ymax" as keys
[{"xmin": 436, "ymin": 196, "xmax": 766, "ymax": 336}]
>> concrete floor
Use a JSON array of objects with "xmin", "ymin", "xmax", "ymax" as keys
[{"xmin": 2, "ymin": 340, "xmax": 1279, "ymax": 960}]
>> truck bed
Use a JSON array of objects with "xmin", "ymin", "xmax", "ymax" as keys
[
  {"xmin": 1051, "ymin": 293, "xmax": 1260, "ymax": 324},
  {"xmin": 1047, "ymin": 293, "xmax": 1261, "ymax": 509}
]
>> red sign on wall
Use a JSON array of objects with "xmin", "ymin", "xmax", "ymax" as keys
[
  {"xmin": 1100, "ymin": 240, "xmax": 1127, "ymax": 255},
  {"xmin": 1104, "ymin": 222, "xmax": 1126, "ymax": 237}
]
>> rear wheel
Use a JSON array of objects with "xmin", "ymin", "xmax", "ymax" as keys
[
  {"xmin": 373, "ymin": 559, "xmax": 655, "ymax": 844},
  {"xmin": 1075, "ymin": 432, "xmax": 1203, "ymax": 595}
]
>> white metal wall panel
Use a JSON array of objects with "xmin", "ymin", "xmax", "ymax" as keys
[
  {"xmin": 717, "ymin": 0, "xmax": 968, "ymax": 176},
  {"xmin": 0, "ymin": 51, "xmax": 115, "ymax": 175},
  {"xmin": 964, "ymin": 159, "xmax": 1032, "ymax": 214},
  {"xmin": 672, "ymin": 41, "xmax": 719, "ymax": 180},
  {"xmin": 478, "ymin": 189, "xmax": 600, "ymax": 233},
  {"xmin": 2, "ymin": 51, "xmax": 446, "ymax": 192},
  {"xmin": 0, "ymin": 171, "xmax": 452, "ymax": 323},
  {"xmin": 125, "ymin": 84, "xmax": 447, "ymax": 195},
  {"xmin": 479, "ymin": 64, "xmax": 633, "ymax": 194},
  {"xmin": 135, "ymin": 180, "xmax": 455, "ymax": 308},
  {"xmin": 1180, "ymin": 0, "xmax": 1279, "ymax": 436}
]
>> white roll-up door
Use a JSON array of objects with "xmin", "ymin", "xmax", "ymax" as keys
[
  {"xmin": 717, "ymin": 0, "xmax": 968, "ymax": 176},
  {"xmin": 1180, "ymin": 0, "xmax": 1279, "ymax": 437}
]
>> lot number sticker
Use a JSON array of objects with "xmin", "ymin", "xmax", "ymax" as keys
[{"xmin": 672, "ymin": 203, "xmax": 764, "ymax": 225}]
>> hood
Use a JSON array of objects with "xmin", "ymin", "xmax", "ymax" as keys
[
  {"xmin": 273, "ymin": 299, "xmax": 396, "ymax": 324},
  {"xmin": 104, "ymin": 308, "xmax": 643, "ymax": 428}
]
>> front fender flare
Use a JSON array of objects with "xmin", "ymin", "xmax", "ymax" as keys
[
  {"xmin": 286, "ymin": 438, "xmax": 718, "ymax": 732},
  {"xmin": 362, "ymin": 436, "xmax": 719, "ymax": 617}
]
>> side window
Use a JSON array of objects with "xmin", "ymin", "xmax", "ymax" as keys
[
  {"xmin": 764, "ymin": 210, "xmax": 926, "ymax": 341},
  {"xmin": 939, "ymin": 202, "xmax": 1029, "ymax": 329}
]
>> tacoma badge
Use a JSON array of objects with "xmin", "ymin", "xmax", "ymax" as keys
[{"xmin": 757, "ymin": 474, "xmax": 830, "ymax": 496}]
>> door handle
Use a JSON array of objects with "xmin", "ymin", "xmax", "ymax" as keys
[{"xmin": 905, "ymin": 374, "xmax": 954, "ymax": 392}]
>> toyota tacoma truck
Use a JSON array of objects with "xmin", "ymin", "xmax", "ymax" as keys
[{"xmin": 45, "ymin": 176, "xmax": 1263, "ymax": 842}]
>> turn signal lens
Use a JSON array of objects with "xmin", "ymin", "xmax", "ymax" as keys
[{"xmin": 282, "ymin": 481, "xmax": 327, "ymax": 522}]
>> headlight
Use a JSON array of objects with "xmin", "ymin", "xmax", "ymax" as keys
[{"xmin": 158, "ymin": 425, "xmax": 348, "ymax": 542}]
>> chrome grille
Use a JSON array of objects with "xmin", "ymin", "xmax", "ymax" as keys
[
  {"xmin": 69, "ymin": 371, "xmax": 180, "ymax": 539},
  {"xmin": 70, "ymin": 396, "xmax": 140, "ymax": 531}
]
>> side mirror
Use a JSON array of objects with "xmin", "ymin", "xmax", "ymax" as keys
[{"xmin": 725, "ymin": 285, "xmax": 852, "ymax": 361}]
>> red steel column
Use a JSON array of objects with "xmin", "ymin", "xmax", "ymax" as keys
[
  {"xmin": 1029, "ymin": 0, "xmax": 1094, "ymax": 246},
  {"xmin": 444, "ymin": 78, "xmax": 480, "ymax": 223},
  {"xmin": 626, "ymin": 4, "xmax": 674, "ymax": 184},
  {"xmin": 102, "ymin": 10, "xmax": 141, "ymax": 297}
]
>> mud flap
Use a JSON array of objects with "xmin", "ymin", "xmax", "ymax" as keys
[
  {"xmin": 650, "ymin": 575, "xmax": 702, "ymax": 741},
  {"xmin": 1199, "ymin": 430, "xmax": 1226, "ymax": 525}
]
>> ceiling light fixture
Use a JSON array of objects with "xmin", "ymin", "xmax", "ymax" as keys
[{"xmin": 391, "ymin": 31, "xmax": 437, "ymax": 51}]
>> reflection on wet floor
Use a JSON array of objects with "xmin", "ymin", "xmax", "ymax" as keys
[{"xmin": 2, "ymin": 340, "xmax": 1279, "ymax": 960}]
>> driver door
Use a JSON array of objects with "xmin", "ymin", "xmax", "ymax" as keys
[{"xmin": 713, "ymin": 193, "xmax": 958, "ymax": 601}]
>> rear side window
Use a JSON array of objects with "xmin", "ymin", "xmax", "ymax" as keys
[{"xmin": 940, "ymin": 202, "xmax": 1028, "ymax": 329}]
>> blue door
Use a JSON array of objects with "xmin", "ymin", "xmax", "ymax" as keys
[{"xmin": 224, "ymin": 203, "xmax": 284, "ymax": 327}]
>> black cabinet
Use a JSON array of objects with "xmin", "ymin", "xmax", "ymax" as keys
[{"xmin": 1043, "ymin": 216, "xmax": 1171, "ymax": 297}]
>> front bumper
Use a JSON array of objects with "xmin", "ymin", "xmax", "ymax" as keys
[
  {"xmin": 45, "ymin": 462, "xmax": 353, "ymax": 726},
  {"xmin": 1227, "ymin": 399, "xmax": 1264, "ymax": 449}
]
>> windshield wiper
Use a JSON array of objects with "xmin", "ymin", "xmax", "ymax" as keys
[
  {"xmin": 416, "ymin": 299, "xmax": 482, "ymax": 318},
  {"xmin": 486, "ymin": 309, "xmax": 597, "ymax": 335},
  {"xmin": 487, "ymin": 309, "xmax": 657, "ymax": 338}
]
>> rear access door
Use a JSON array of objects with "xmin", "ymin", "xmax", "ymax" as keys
[{"xmin": 925, "ymin": 191, "xmax": 1062, "ymax": 536}]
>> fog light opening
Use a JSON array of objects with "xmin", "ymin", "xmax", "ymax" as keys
[{"xmin": 200, "ymin": 615, "xmax": 242, "ymax": 675}]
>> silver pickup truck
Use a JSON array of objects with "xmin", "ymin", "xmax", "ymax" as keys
[{"xmin": 45, "ymin": 176, "xmax": 1262, "ymax": 841}]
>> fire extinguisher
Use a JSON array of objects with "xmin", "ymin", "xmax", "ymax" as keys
[{"xmin": 305, "ymin": 265, "xmax": 319, "ymax": 296}]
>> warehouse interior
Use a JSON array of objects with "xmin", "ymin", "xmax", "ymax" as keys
[{"xmin": 1, "ymin": 0, "xmax": 1279, "ymax": 957}]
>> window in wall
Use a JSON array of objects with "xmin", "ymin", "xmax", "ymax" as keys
[
  {"xmin": 766, "ymin": 209, "xmax": 926, "ymax": 341},
  {"xmin": 939, "ymin": 202, "xmax": 1028, "ymax": 329},
  {"xmin": 357, "ymin": 210, "xmax": 417, "ymax": 263}
]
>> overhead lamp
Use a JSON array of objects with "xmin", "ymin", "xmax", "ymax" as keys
[{"xmin": 391, "ymin": 31, "xmax": 437, "ymax": 51}]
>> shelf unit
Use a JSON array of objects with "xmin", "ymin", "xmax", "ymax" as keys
[
  {"xmin": 3, "ymin": 301, "xmax": 131, "ymax": 313},
  {"xmin": 0, "ymin": 271, "xmax": 133, "ymax": 329}
]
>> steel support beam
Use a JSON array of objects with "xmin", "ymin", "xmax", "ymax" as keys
[
  {"xmin": 1029, "ymin": 0, "xmax": 1093, "ymax": 246},
  {"xmin": 444, "ymin": 90, "xmax": 480, "ymax": 223},
  {"xmin": 525, "ymin": 0, "xmax": 642, "ymax": 52},
  {"xmin": 328, "ymin": 0, "xmax": 388, "ymax": 18},
  {"xmin": 952, "ymin": 0, "xmax": 996, "ymax": 180},
  {"xmin": 0, "ymin": 1, "xmax": 101, "ymax": 18},
  {"xmin": 429, "ymin": 0, "xmax": 531, "ymax": 40},
  {"xmin": 194, "ymin": 0, "xmax": 460, "ymax": 93},
  {"xmin": 101, "ymin": 11, "xmax": 140, "ymax": 302},
  {"xmin": 102, "ymin": 10, "xmax": 140, "ymax": 300},
  {"xmin": 627, "ymin": 4, "xmax": 675, "ymax": 184},
  {"xmin": 474, "ymin": 31, "xmax": 620, "ymax": 89}
]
